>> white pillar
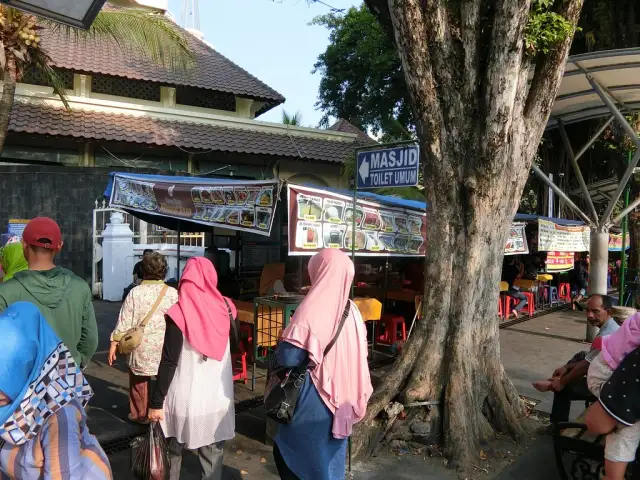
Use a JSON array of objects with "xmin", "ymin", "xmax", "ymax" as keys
[
  {"xmin": 102, "ymin": 212, "xmax": 135, "ymax": 302},
  {"xmin": 587, "ymin": 228, "xmax": 610, "ymax": 341}
]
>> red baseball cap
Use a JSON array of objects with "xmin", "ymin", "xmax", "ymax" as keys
[{"xmin": 22, "ymin": 217, "xmax": 63, "ymax": 250}]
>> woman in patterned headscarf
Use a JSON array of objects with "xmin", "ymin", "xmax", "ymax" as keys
[
  {"xmin": 0, "ymin": 235, "xmax": 27, "ymax": 282},
  {"xmin": 0, "ymin": 302, "xmax": 112, "ymax": 480}
]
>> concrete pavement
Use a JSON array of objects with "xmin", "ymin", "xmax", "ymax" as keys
[{"xmin": 89, "ymin": 301, "xmax": 586, "ymax": 478}]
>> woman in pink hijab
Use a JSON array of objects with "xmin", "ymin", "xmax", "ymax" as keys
[
  {"xmin": 148, "ymin": 257, "xmax": 236, "ymax": 480},
  {"xmin": 273, "ymin": 249, "xmax": 373, "ymax": 480}
]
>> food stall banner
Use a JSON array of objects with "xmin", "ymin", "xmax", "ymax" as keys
[
  {"xmin": 538, "ymin": 219, "xmax": 590, "ymax": 252},
  {"xmin": 545, "ymin": 251, "xmax": 575, "ymax": 272},
  {"xmin": 504, "ymin": 223, "xmax": 529, "ymax": 256},
  {"xmin": 287, "ymin": 184, "xmax": 427, "ymax": 257},
  {"xmin": 108, "ymin": 173, "xmax": 278, "ymax": 237},
  {"xmin": 609, "ymin": 233, "xmax": 631, "ymax": 252}
]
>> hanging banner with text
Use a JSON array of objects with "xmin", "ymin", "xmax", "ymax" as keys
[
  {"xmin": 109, "ymin": 173, "xmax": 278, "ymax": 236},
  {"xmin": 504, "ymin": 223, "xmax": 529, "ymax": 256},
  {"xmin": 609, "ymin": 233, "xmax": 631, "ymax": 252},
  {"xmin": 538, "ymin": 219, "xmax": 590, "ymax": 252},
  {"xmin": 545, "ymin": 251, "xmax": 575, "ymax": 272},
  {"xmin": 287, "ymin": 184, "xmax": 427, "ymax": 257}
]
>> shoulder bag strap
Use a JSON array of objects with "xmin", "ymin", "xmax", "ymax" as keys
[
  {"xmin": 139, "ymin": 284, "xmax": 169, "ymax": 329},
  {"xmin": 323, "ymin": 301, "xmax": 351, "ymax": 357},
  {"xmin": 223, "ymin": 298, "xmax": 240, "ymax": 350}
]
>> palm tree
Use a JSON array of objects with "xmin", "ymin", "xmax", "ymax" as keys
[
  {"xmin": 0, "ymin": 3, "xmax": 194, "ymax": 152},
  {"xmin": 282, "ymin": 109, "xmax": 304, "ymax": 126}
]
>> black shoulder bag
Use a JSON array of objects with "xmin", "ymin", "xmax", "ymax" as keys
[{"xmin": 264, "ymin": 302, "xmax": 351, "ymax": 424}]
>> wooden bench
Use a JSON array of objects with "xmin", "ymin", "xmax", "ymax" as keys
[{"xmin": 554, "ymin": 411, "xmax": 640, "ymax": 479}]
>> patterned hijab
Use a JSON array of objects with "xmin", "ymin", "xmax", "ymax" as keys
[
  {"xmin": 0, "ymin": 302, "xmax": 93, "ymax": 446},
  {"xmin": 0, "ymin": 242, "xmax": 28, "ymax": 281}
]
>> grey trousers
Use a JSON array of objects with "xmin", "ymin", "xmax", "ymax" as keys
[{"xmin": 167, "ymin": 438, "xmax": 225, "ymax": 480}]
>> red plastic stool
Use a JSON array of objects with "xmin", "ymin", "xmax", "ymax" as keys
[
  {"xmin": 559, "ymin": 283, "xmax": 571, "ymax": 303},
  {"xmin": 231, "ymin": 352, "xmax": 247, "ymax": 384},
  {"xmin": 522, "ymin": 292, "xmax": 535, "ymax": 318},
  {"xmin": 504, "ymin": 294, "xmax": 534, "ymax": 318},
  {"xmin": 498, "ymin": 295, "xmax": 504, "ymax": 319},
  {"xmin": 239, "ymin": 322, "xmax": 254, "ymax": 362},
  {"xmin": 377, "ymin": 314, "xmax": 407, "ymax": 345}
]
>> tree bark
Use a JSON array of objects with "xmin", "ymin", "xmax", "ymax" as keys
[
  {"xmin": 0, "ymin": 56, "xmax": 17, "ymax": 154},
  {"xmin": 357, "ymin": 0, "xmax": 584, "ymax": 470}
]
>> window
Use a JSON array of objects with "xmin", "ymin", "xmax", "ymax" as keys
[
  {"xmin": 176, "ymin": 87, "xmax": 235, "ymax": 111},
  {"xmin": 91, "ymin": 74, "xmax": 161, "ymax": 102}
]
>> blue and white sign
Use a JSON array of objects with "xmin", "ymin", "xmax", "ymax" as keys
[{"xmin": 357, "ymin": 145, "xmax": 420, "ymax": 189}]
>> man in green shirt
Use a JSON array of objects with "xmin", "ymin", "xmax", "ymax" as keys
[{"xmin": 0, "ymin": 217, "xmax": 98, "ymax": 367}]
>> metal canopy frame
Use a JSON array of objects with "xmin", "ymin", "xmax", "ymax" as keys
[
  {"xmin": 535, "ymin": 49, "xmax": 640, "ymax": 231},
  {"xmin": 531, "ymin": 49, "xmax": 640, "ymax": 340}
]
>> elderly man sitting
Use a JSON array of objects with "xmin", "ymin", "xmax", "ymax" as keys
[{"xmin": 533, "ymin": 294, "xmax": 619, "ymax": 426}]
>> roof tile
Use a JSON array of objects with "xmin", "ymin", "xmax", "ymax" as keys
[
  {"xmin": 39, "ymin": 21, "xmax": 285, "ymax": 106},
  {"xmin": 9, "ymin": 103, "xmax": 355, "ymax": 164}
]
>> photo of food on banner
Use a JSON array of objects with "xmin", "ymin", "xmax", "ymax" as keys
[
  {"xmin": 113, "ymin": 178, "xmax": 158, "ymax": 211},
  {"xmin": 297, "ymin": 193, "xmax": 323, "ymax": 221}
]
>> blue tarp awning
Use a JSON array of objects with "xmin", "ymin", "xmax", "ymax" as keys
[{"xmin": 321, "ymin": 187, "xmax": 427, "ymax": 212}]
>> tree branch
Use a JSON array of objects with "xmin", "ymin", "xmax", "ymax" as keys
[{"xmin": 524, "ymin": 0, "xmax": 585, "ymax": 123}]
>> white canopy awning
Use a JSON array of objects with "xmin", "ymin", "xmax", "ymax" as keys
[{"xmin": 547, "ymin": 48, "xmax": 640, "ymax": 129}]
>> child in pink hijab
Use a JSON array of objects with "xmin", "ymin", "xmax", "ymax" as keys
[{"xmin": 273, "ymin": 249, "xmax": 372, "ymax": 480}]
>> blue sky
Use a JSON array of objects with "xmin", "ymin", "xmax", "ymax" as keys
[{"xmin": 166, "ymin": 0, "xmax": 359, "ymax": 127}]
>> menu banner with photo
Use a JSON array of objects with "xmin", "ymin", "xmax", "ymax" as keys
[
  {"xmin": 545, "ymin": 251, "xmax": 575, "ymax": 272},
  {"xmin": 109, "ymin": 174, "xmax": 278, "ymax": 236},
  {"xmin": 504, "ymin": 223, "xmax": 529, "ymax": 256},
  {"xmin": 538, "ymin": 219, "xmax": 590, "ymax": 252},
  {"xmin": 287, "ymin": 184, "xmax": 427, "ymax": 257},
  {"xmin": 609, "ymin": 233, "xmax": 631, "ymax": 252}
]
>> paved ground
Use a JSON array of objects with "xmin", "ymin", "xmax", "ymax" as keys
[{"xmin": 89, "ymin": 301, "xmax": 588, "ymax": 479}]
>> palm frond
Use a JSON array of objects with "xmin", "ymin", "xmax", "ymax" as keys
[
  {"xmin": 45, "ymin": 7, "xmax": 194, "ymax": 71},
  {"xmin": 282, "ymin": 109, "xmax": 304, "ymax": 126},
  {"xmin": 30, "ymin": 47, "xmax": 70, "ymax": 109}
]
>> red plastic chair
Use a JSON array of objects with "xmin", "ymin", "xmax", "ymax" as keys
[
  {"xmin": 239, "ymin": 322, "xmax": 254, "ymax": 362},
  {"xmin": 232, "ymin": 352, "xmax": 247, "ymax": 384}
]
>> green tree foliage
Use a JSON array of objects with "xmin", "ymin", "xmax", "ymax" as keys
[{"xmin": 311, "ymin": 5, "xmax": 411, "ymax": 136}]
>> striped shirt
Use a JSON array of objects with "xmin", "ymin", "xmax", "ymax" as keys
[{"xmin": 0, "ymin": 400, "xmax": 112, "ymax": 480}]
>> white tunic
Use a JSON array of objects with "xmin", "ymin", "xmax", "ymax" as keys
[{"xmin": 160, "ymin": 339, "xmax": 235, "ymax": 449}]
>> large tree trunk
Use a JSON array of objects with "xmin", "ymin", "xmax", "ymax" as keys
[
  {"xmin": 0, "ymin": 56, "xmax": 17, "ymax": 154},
  {"xmin": 357, "ymin": 0, "xmax": 584, "ymax": 469}
]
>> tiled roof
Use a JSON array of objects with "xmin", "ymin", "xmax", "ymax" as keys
[
  {"xmin": 329, "ymin": 119, "xmax": 376, "ymax": 144},
  {"xmin": 39, "ymin": 23, "xmax": 285, "ymax": 106},
  {"xmin": 9, "ymin": 103, "xmax": 355, "ymax": 164}
]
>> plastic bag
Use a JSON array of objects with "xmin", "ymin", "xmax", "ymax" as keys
[{"xmin": 131, "ymin": 422, "xmax": 170, "ymax": 480}]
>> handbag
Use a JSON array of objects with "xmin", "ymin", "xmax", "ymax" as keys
[
  {"xmin": 264, "ymin": 302, "xmax": 351, "ymax": 424},
  {"xmin": 116, "ymin": 285, "xmax": 169, "ymax": 355}
]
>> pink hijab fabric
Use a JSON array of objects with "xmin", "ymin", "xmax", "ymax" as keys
[
  {"xmin": 281, "ymin": 249, "xmax": 373, "ymax": 438},
  {"xmin": 167, "ymin": 257, "xmax": 237, "ymax": 361}
]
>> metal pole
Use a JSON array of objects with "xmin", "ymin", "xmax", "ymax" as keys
[
  {"xmin": 575, "ymin": 116, "xmax": 615, "ymax": 160},
  {"xmin": 620, "ymin": 150, "xmax": 632, "ymax": 305},
  {"xmin": 531, "ymin": 164, "xmax": 593, "ymax": 225},
  {"xmin": 558, "ymin": 120, "xmax": 599, "ymax": 223},
  {"xmin": 176, "ymin": 220, "xmax": 182, "ymax": 282},
  {"xmin": 611, "ymin": 196, "xmax": 640, "ymax": 226},
  {"xmin": 588, "ymin": 229, "xmax": 610, "ymax": 341}
]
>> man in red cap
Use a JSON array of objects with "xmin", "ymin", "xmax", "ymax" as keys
[{"xmin": 0, "ymin": 217, "xmax": 98, "ymax": 367}]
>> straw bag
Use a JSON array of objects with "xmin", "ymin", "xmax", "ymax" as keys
[{"xmin": 116, "ymin": 285, "xmax": 169, "ymax": 355}]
